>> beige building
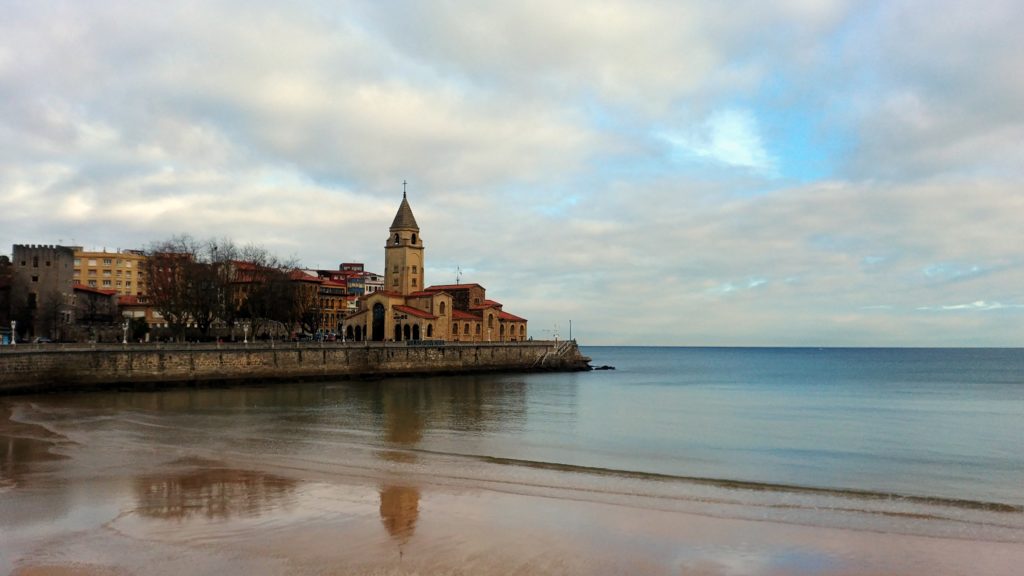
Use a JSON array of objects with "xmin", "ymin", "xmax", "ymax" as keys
[
  {"xmin": 343, "ymin": 191, "xmax": 527, "ymax": 343},
  {"xmin": 72, "ymin": 248, "xmax": 147, "ymax": 297}
]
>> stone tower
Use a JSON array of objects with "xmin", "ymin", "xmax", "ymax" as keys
[{"xmin": 384, "ymin": 188, "xmax": 424, "ymax": 295}]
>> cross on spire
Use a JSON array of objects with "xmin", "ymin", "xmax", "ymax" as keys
[{"xmin": 403, "ymin": 180, "xmax": 407, "ymax": 199}]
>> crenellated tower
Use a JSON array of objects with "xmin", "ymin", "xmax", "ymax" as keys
[{"xmin": 384, "ymin": 184, "xmax": 424, "ymax": 295}]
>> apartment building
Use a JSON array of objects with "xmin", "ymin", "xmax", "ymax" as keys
[{"xmin": 71, "ymin": 248, "xmax": 147, "ymax": 297}]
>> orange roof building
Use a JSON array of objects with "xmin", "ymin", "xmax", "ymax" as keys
[{"xmin": 343, "ymin": 187, "xmax": 527, "ymax": 343}]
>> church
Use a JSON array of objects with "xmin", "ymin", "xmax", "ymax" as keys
[{"xmin": 342, "ymin": 191, "xmax": 528, "ymax": 343}]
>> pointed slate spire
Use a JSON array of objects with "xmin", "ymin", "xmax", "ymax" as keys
[{"xmin": 390, "ymin": 182, "xmax": 419, "ymax": 230}]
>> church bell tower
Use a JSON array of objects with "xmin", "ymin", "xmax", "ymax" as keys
[{"xmin": 384, "ymin": 183, "xmax": 424, "ymax": 295}]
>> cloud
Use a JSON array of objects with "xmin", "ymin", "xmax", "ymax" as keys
[
  {"xmin": 2, "ymin": 0, "xmax": 1023, "ymax": 346},
  {"xmin": 661, "ymin": 109, "xmax": 778, "ymax": 175}
]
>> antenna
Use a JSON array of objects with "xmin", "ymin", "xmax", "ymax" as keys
[{"xmin": 456, "ymin": 266, "xmax": 462, "ymax": 285}]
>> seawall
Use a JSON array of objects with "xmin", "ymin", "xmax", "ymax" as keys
[{"xmin": 0, "ymin": 340, "xmax": 591, "ymax": 394}]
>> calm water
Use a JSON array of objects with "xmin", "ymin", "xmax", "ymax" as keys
[{"xmin": 4, "ymin": 346, "xmax": 1024, "ymax": 555}]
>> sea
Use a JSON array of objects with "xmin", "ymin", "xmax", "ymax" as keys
[{"xmin": 3, "ymin": 346, "xmax": 1024, "ymax": 573}]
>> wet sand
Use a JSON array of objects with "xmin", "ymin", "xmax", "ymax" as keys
[{"xmin": 3, "ymin": 399, "xmax": 1024, "ymax": 576}]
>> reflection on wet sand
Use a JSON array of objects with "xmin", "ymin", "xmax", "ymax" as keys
[
  {"xmin": 379, "ymin": 484, "xmax": 420, "ymax": 543},
  {"xmin": 134, "ymin": 460, "xmax": 297, "ymax": 520},
  {"xmin": 0, "ymin": 403, "xmax": 68, "ymax": 488}
]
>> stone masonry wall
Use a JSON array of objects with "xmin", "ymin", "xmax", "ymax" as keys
[{"xmin": 0, "ymin": 341, "xmax": 590, "ymax": 394}]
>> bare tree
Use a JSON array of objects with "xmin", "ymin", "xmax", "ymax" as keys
[{"xmin": 145, "ymin": 235, "xmax": 200, "ymax": 340}]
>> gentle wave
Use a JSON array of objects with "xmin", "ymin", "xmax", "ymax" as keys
[{"xmin": 407, "ymin": 448, "xmax": 1023, "ymax": 514}]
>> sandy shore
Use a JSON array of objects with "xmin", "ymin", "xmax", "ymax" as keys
[{"xmin": 3, "ymin": 401, "xmax": 1024, "ymax": 576}]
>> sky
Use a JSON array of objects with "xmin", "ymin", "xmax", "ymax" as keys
[{"xmin": 2, "ymin": 0, "xmax": 1023, "ymax": 346}]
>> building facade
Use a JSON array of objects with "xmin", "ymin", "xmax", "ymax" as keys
[
  {"xmin": 71, "ymin": 248, "xmax": 147, "ymax": 296},
  {"xmin": 10, "ymin": 244, "xmax": 76, "ymax": 339},
  {"xmin": 343, "ymin": 191, "xmax": 527, "ymax": 343}
]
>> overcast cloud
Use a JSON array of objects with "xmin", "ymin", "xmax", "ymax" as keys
[{"xmin": 2, "ymin": 0, "xmax": 1022, "ymax": 345}]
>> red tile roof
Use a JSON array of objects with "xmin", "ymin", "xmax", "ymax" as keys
[
  {"xmin": 74, "ymin": 284, "xmax": 118, "ymax": 296},
  {"xmin": 393, "ymin": 305, "xmax": 437, "ymax": 319},
  {"xmin": 289, "ymin": 270, "xmax": 322, "ymax": 282},
  {"xmin": 406, "ymin": 291, "xmax": 435, "ymax": 298},
  {"xmin": 470, "ymin": 299, "xmax": 503, "ymax": 310},
  {"xmin": 452, "ymin": 309, "xmax": 480, "ymax": 321},
  {"xmin": 424, "ymin": 283, "xmax": 483, "ymax": 291},
  {"xmin": 498, "ymin": 311, "xmax": 527, "ymax": 322}
]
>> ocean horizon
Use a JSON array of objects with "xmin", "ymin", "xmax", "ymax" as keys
[{"xmin": 3, "ymin": 345, "xmax": 1023, "ymax": 574}]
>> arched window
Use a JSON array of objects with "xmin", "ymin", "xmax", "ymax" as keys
[
  {"xmin": 439, "ymin": 302, "xmax": 446, "ymax": 315},
  {"xmin": 426, "ymin": 324, "xmax": 433, "ymax": 337},
  {"xmin": 412, "ymin": 233, "xmax": 417, "ymax": 244},
  {"xmin": 403, "ymin": 324, "xmax": 411, "ymax": 340},
  {"xmin": 520, "ymin": 325, "xmax": 525, "ymax": 337},
  {"xmin": 394, "ymin": 324, "xmax": 402, "ymax": 341},
  {"xmin": 487, "ymin": 315, "xmax": 493, "ymax": 328},
  {"xmin": 475, "ymin": 324, "xmax": 481, "ymax": 335},
  {"xmin": 452, "ymin": 323, "xmax": 458, "ymax": 334},
  {"xmin": 500, "ymin": 325, "xmax": 505, "ymax": 338},
  {"xmin": 412, "ymin": 324, "xmax": 420, "ymax": 340},
  {"xmin": 464, "ymin": 323, "xmax": 470, "ymax": 334},
  {"xmin": 412, "ymin": 265, "xmax": 417, "ymax": 274},
  {"xmin": 393, "ymin": 234, "xmax": 400, "ymax": 245}
]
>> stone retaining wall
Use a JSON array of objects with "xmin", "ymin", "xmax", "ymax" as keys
[{"xmin": 0, "ymin": 341, "xmax": 590, "ymax": 394}]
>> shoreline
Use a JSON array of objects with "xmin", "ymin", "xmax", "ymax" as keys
[{"xmin": 3, "ymin": 400, "xmax": 1024, "ymax": 575}]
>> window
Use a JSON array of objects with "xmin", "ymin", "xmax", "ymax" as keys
[
  {"xmin": 412, "ymin": 278, "xmax": 417, "ymax": 287},
  {"xmin": 412, "ymin": 233, "xmax": 417, "ymax": 244},
  {"xmin": 464, "ymin": 323, "xmax": 469, "ymax": 334},
  {"xmin": 392, "ymin": 265, "xmax": 398, "ymax": 273},
  {"xmin": 103, "ymin": 270, "xmax": 111, "ymax": 276},
  {"xmin": 452, "ymin": 323, "xmax": 458, "ymax": 334},
  {"xmin": 392, "ymin": 279, "xmax": 398, "ymax": 286},
  {"xmin": 412, "ymin": 265, "xmax": 417, "ymax": 274},
  {"xmin": 31, "ymin": 275, "xmax": 38, "ymax": 283},
  {"xmin": 45, "ymin": 261, "xmax": 51, "ymax": 267},
  {"xmin": 476, "ymin": 324, "xmax": 481, "ymax": 335},
  {"xmin": 394, "ymin": 234, "xmax": 400, "ymax": 245},
  {"xmin": 116, "ymin": 270, "xmax": 122, "ymax": 276},
  {"xmin": 88, "ymin": 270, "xmax": 96, "ymax": 276},
  {"xmin": 126, "ymin": 262, "xmax": 132, "ymax": 268},
  {"xmin": 439, "ymin": 302, "xmax": 446, "ymax": 315},
  {"xmin": 103, "ymin": 258, "xmax": 112, "ymax": 265},
  {"xmin": 88, "ymin": 280, "xmax": 97, "ymax": 287},
  {"xmin": 74, "ymin": 259, "xmax": 81, "ymax": 266},
  {"xmin": 126, "ymin": 282, "xmax": 132, "ymax": 288},
  {"xmin": 125, "ymin": 271, "xmax": 132, "ymax": 278},
  {"xmin": 103, "ymin": 280, "xmax": 112, "ymax": 286},
  {"xmin": 474, "ymin": 298, "xmax": 480, "ymax": 305},
  {"xmin": 88, "ymin": 259, "xmax": 97, "ymax": 266}
]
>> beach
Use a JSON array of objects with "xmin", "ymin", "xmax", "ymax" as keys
[{"xmin": 3, "ymin": 347, "xmax": 1024, "ymax": 575}]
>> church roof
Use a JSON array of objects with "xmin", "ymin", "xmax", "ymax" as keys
[
  {"xmin": 498, "ymin": 310, "xmax": 527, "ymax": 322},
  {"xmin": 393, "ymin": 305, "xmax": 436, "ymax": 319},
  {"xmin": 390, "ymin": 195, "xmax": 419, "ymax": 230}
]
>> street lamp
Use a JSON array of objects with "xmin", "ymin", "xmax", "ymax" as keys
[
  {"xmin": 122, "ymin": 319, "xmax": 129, "ymax": 344},
  {"xmin": 10, "ymin": 320, "xmax": 15, "ymax": 347},
  {"xmin": 243, "ymin": 322, "xmax": 249, "ymax": 344}
]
